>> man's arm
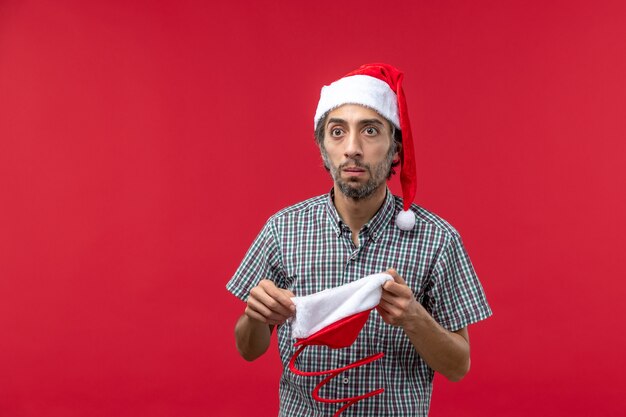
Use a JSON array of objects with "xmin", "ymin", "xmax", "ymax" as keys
[
  {"xmin": 234, "ymin": 279, "xmax": 295, "ymax": 361},
  {"xmin": 377, "ymin": 269, "xmax": 471, "ymax": 382}
]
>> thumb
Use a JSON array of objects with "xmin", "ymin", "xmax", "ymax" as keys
[{"xmin": 386, "ymin": 268, "xmax": 406, "ymax": 285}]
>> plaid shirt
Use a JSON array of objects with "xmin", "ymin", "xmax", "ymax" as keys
[{"xmin": 227, "ymin": 189, "xmax": 492, "ymax": 417}]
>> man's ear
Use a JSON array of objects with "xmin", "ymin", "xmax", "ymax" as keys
[
  {"xmin": 393, "ymin": 140, "xmax": 402, "ymax": 163},
  {"xmin": 318, "ymin": 142, "xmax": 331, "ymax": 172}
]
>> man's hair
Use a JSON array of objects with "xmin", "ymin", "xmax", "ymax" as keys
[{"xmin": 314, "ymin": 110, "xmax": 402, "ymax": 178}]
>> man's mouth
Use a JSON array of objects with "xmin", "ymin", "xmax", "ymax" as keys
[{"xmin": 342, "ymin": 167, "xmax": 367, "ymax": 177}]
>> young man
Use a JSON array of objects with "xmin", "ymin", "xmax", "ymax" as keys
[{"xmin": 226, "ymin": 63, "xmax": 491, "ymax": 416}]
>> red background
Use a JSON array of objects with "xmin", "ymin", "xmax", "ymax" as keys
[{"xmin": 1, "ymin": 1, "xmax": 625, "ymax": 416}]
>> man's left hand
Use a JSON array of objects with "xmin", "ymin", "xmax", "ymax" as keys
[{"xmin": 377, "ymin": 268, "xmax": 422, "ymax": 327}]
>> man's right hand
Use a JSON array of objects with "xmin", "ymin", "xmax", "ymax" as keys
[{"xmin": 245, "ymin": 279, "xmax": 296, "ymax": 326}]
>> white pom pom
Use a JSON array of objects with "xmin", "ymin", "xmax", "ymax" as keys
[{"xmin": 396, "ymin": 210, "xmax": 415, "ymax": 231}]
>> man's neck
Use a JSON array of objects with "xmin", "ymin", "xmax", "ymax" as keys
[{"xmin": 333, "ymin": 185, "xmax": 387, "ymax": 237}]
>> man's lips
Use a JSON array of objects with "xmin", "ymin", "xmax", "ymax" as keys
[{"xmin": 342, "ymin": 167, "xmax": 366, "ymax": 176}]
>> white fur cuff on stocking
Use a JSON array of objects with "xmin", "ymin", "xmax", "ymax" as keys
[{"xmin": 289, "ymin": 273, "xmax": 393, "ymax": 339}]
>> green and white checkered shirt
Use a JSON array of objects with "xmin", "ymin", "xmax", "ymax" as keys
[{"xmin": 227, "ymin": 189, "xmax": 492, "ymax": 416}]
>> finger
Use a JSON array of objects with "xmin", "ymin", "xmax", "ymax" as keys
[
  {"xmin": 248, "ymin": 296, "xmax": 292, "ymax": 322},
  {"xmin": 382, "ymin": 281, "xmax": 412, "ymax": 297},
  {"xmin": 266, "ymin": 317, "xmax": 285, "ymax": 326},
  {"xmin": 386, "ymin": 268, "xmax": 407, "ymax": 285},
  {"xmin": 245, "ymin": 306, "xmax": 271, "ymax": 324},
  {"xmin": 377, "ymin": 300, "xmax": 403, "ymax": 322},
  {"xmin": 257, "ymin": 290, "xmax": 294, "ymax": 317},
  {"xmin": 378, "ymin": 297, "xmax": 390, "ymax": 309},
  {"xmin": 379, "ymin": 294, "xmax": 405, "ymax": 312},
  {"xmin": 376, "ymin": 304, "xmax": 399, "ymax": 325},
  {"xmin": 261, "ymin": 281, "xmax": 296, "ymax": 313},
  {"xmin": 285, "ymin": 290, "xmax": 296, "ymax": 298},
  {"xmin": 255, "ymin": 283, "xmax": 295, "ymax": 317},
  {"xmin": 381, "ymin": 290, "xmax": 401, "ymax": 305},
  {"xmin": 376, "ymin": 303, "xmax": 391, "ymax": 316},
  {"xmin": 378, "ymin": 297, "xmax": 402, "ymax": 313},
  {"xmin": 247, "ymin": 312, "xmax": 283, "ymax": 327},
  {"xmin": 246, "ymin": 297, "xmax": 276, "ymax": 320}
]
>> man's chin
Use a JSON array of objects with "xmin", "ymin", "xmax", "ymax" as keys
[
  {"xmin": 344, "ymin": 177, "xmax": 363, "ymax": 184},
  {"xmin": 337, "ymin": 180, "xmax": 362, "ymax": 191},
  {"xmin": 336, "ymin": 181, "xmax": 377, "ymax": 200}
]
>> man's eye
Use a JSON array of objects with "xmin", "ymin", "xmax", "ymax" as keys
[
  {"xmin": 331, "ymin": 128, "xmax": 343, "ymax": 137},
  {"xmin": 364, "ymin": 127, "xmax": 378, "ymax": 135}
]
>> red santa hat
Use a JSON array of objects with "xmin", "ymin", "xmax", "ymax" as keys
[
  {"xmin": 314, "ymin": 63, "xmax": 417, "ymax": 231},
  {"xmin": 288, "ymin": 273, "xmax": 392, "ymax": 415}
]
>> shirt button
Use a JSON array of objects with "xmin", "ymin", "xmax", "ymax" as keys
[{"xmin": 342, "ymin": 377, "xmax": 349, "ymax": 384}]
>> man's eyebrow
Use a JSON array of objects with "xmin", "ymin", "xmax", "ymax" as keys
[
  {"xmin": 327, "ymin": 118, "xmax": 346, "ymax": 125},
  {"xmin": 326, "ymin": 118, "xmax": 385, "ymax": 126},
  {"xmin": 358, "ymin": 119, "xmax": 385, "ymax": 126}
]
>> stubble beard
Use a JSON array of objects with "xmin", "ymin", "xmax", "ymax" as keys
[{"xmin": 320, "ymin": 143, "xmax": 396, "ymax": 201}]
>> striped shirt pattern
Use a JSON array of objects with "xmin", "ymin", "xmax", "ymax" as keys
[{"xmin": 227, "ymin": 189, "xmax": 492, "ymax": 416}]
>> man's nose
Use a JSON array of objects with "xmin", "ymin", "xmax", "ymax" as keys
[{"xmin": 344, "ymin": 131, "xmax": 363, "ymax": 158}]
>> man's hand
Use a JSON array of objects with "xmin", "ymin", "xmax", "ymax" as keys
[
  {"xmin": 235, "ymin": 279, "xmax": 295, "ymax": 361},
  {"xmin": 377, "ymin": 268, "xmax": 421, "ymax": 327},
  {"xmin": 376, "ymin": 268, "xmax": 471, "ymax": 382},
  {"xmin": 245, "ymin": 279, "xmax": 296, "ymax": 326}
]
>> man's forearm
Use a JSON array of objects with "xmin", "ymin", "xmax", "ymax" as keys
[
  {"xmin": 234, "ymin": 314, "xmax": 272, "ymax": 361},
  {"xmin": 402, "ymin": 304, "xmax": 470, "ymax": 382}
]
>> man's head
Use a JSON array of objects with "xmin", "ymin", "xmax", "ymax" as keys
[
  {"xmin": 315, "ymin": 104, "xmax": 402, "ymax": 201},
  {"xmin": 313, "ymin": 63, "xmax": 417, "ymax": 230}
]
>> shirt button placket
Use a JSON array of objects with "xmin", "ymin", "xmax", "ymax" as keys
[{"xmin": 345, "ymin": 248, "xmax": 359, "ymax": 277}]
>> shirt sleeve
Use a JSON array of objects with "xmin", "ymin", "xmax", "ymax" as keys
[
  {"xmin": 424, "ymin": 233, "xmax": 492, "ymax": 332},
  {"xmin": 226, "ymin": 218, "xmax": 287, "ymax": 302}
]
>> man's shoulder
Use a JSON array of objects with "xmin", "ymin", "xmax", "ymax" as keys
[
  {"xmin": 267, "ymin": 194, "xmax": 328, "ymax": 224},
  {"xmin": 393, "ymin": 195, "xmax": 461, "ymax": 240}
]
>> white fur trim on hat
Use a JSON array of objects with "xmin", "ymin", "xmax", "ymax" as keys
[{"xmin": 314, "ymin": 75, "xmax": 400, "ymax": 129}]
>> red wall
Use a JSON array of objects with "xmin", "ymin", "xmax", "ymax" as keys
[{"xmin": 1, "ymin": 1, "xmax": 625, "ymax": 416}]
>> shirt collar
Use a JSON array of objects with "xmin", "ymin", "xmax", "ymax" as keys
[{"xmin": 325, "ymin": 188, "xmax": 395, "ymax": 242}]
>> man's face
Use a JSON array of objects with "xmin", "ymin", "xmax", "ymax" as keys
[{"xmin": 319, "ymin": 104, "xmax": 398, "ymax": 201}]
